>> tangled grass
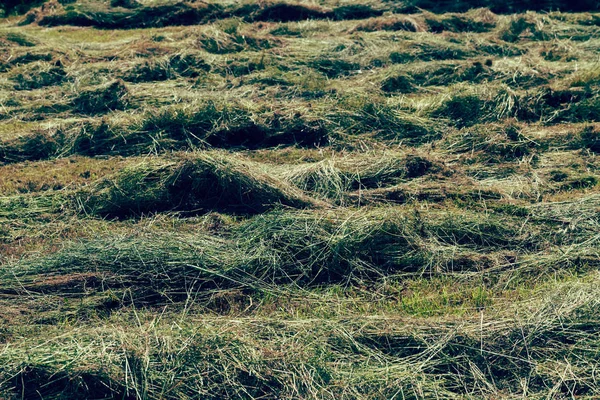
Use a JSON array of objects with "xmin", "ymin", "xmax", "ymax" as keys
[{"xmin": 1, "ymin": 0, "xmax": 600, "ymax": 398}]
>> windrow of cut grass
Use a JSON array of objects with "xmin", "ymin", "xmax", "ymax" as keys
[
  {"xmin": 78, "ymin": 152, "xmax": 320, "ymax": 217},
  {"xmin": 0, "ymin": 103, "xmax": 330, "ymax": 162},
  {"xmin": 400, "ymin": 0, "xmax": 600, "ymax": 13},
  {"xmin": 0, "ymin": 96, "xmax": 445, "ymax": 162},
  {"xmin": 14, "ymin": 0, "xmax": 600, "ymax": 31},
  {"xmin": 2, "ymin": 277, "xmax": 600, "ymax": 398},
  {"xmin": 278, "ymin": 152, "xmax": 442, "ymax": 204},
  {"xmin": 6, "ymin": 201, "xmax": 598, "ymax": 308},
  {"xmin": 24, "ymin": 1, "xmax": 385, "ymax": 29},
  {"xmin": 3, "ymin": 80, "xmax": 598, "ymax": 165},
  {"xmin": 428, "ymin": 84, "xmax": 600, "ymax": 127}
]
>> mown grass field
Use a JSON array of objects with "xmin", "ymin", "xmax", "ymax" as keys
[{"xmin": 0, "ymin": 0, "xmax": 599, "ymax": 398}]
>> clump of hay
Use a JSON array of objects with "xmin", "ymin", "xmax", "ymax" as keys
[
  {"xmin": 79, "ymin": 152, "xmax": 321, "ymax": 218},
  {"xmin": 72, "ymin": 80, "xmax": 129, "ymax": 115}
]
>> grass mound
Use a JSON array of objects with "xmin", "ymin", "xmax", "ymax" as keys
[
  {"xmin": 0, "ymin": 31, "xmax": 37, "ymax": 46},
  {"xmin": 1, "ymin": 209, "xmax": 418, "ymax": 299},
  {"xmin": 0, "ymin": 321, "xmax": 341, "ymax": 399},
  {"xmin": 354, "ymin": 9, "xmax": 497, "ymax": 33},
  {"xmin": 0, "ymin": 51, "xmax": 53, "ymax": 72},
  {"xmin": 11, "ymin": 61, "xmax": 65, "ymax": 90},
  {"xmin": 431, "ymin": 85, "xmax": 518, "ymax": 127},
  {"xmin": 354, "ymin": 16, "xmax": 423, "ymax": 32},
  {"xmin": 579, "ymin": 125, "xmax": 600, "ymax": 152},
  {"xmin": 332, "ymin": 4, "xmax": 383, "ymax": 20},
  {"xmin": 234, "ymin": 3, "xmax": 382, "ymax": 22},
  {"xmin": 2, "ymin": 284, "xmax": 600, "ymax": 398},
  {"xmin": 234, "ymin": 2, "xmax": 330, "ymax": 22},
  {"xmin": 37, "ymin": 2, "xmax": 223, "ymax": 28},
  {"xmin": 499, "ymin": 14, "xmax": 550, "ymax": 42},
  {"xmin": 236, "ymin": 206, "xmax": 539, "ymax": 285},
  {"xmin": 80, "ymin": 152, "xmax": 318, "ymax": 218},
  {"xmin": 1, "ymin": 232, "xmax": 231, "ymax": 303},
  {"xmin": 197, "ymin": 29, "xmax": 277, "ymax": 54},
  {"xmin": 514, "ymin": 86, "xmax": 600, "ymax": 123},
  {"xmin": 282, "ymin": 159, "xmax": 349, "ymax": 203},
  {"xmin": 400, "ymin": 0, "xmax": 600, "ymax": 13},
  {"xmin": 31, "ymin": 1, "xmax": 383, "ymax": 28},
  {"xmin": 408, "ymin": 61, "xmax": 494, "ymax": 87},
  {"xmin": 310, "ymin": 56, "xmax": 361, "ymax": 78},
  {"xmin": 123, "ymin": 54, "xmax": 210, "ymax": 82},
  {"xmin": 0, "ymin": 102, "xmax": 331, "ymax": 164},
  {"xmin": 390, "ymin": 41, "xmax": 472, "ymax": 64},
  {"xmin": 0, "ymin": 131, "xmax": 58, "ymax": 163},
  {"xmin": 381, "ymin": 74, "xmax": 416, "ymax": 93},
  {"xmin": 282, "ymin": 153, "xmax": 438, "ymax": 203},
  {"xmin": 7, "ymin": 366, "xmax": 129, "ymax": 400},
  {"xmin": 341, "ymin": 102, "xmax": 443, "ymax": 144},
  {"xmin": 564, "ymin": 93, "xmax": 600, "ymax": 122},
  {"xmin": 3, "ymin": 206, "xmax": 535, "ymax": 299},
  {"xmin": 0, "ymin": 0, "xmax": 45, "ymax": 15},
  {"xmin": 440, "ymin": 123, "xmax": 538, "ymax": 162},
  {"xmin": 138, "ymin": 103, "xmax": 233, "ymax": 145},
  {"xmin": 424, "ymin": 8, "xmax": 498, "ymax": 32},
  {"xmin": 140, "ymin": 103, "xmax": 329, "ymax": 149},
  {"xmin": 110, "ymin": 0, "xmax": 140, "ymax": 9},
  {"xmin": 72, "ymin": 80, "xmax": 129, "ymax": 115},
  {"xmin": 235, "ymin": 209, "xmax": 426, "ymax": 283},
  {"xmin": 434, "ymin": 93, "xmax": 487, "ymax": 127}
]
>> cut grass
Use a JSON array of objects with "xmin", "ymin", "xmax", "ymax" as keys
[
  {"xmin": 1, "ymin": 3, "xmax": 600, "ymax": 399},
  {"xmin": 36, "ymin": 1, "xmax": 224, "ymax": 29},
  {"xmin": 30, "ymin": 1, "xmax": 384, "ymax": 29},
  {"xmin": 3, "ymin": 204, "xmax": 557, "ymax": 301},
  {"xmin": 122, "ymin": 53, "xmax": 211, "ymax": 82},
  {"xmin": 72, "ymin": 79, "xmax": 129, "ymax": 115},
  {"xmin": 3, "ymin": 275, "xmax": 600, "ymax": 398},
  {"xmin": 79, "ymin": 152, "xmax": 320, "ymax": 217},
  {"xmin": 279, "ymin": 152, "xmax": 440, "ymax": 203},
  {"xmin": 10, "ymin": 60, "xmax": 66, "ymax": 90}
]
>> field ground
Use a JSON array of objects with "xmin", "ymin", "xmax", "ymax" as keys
[{"xmin": 1, "ymin": 0, "xmax": 600, "ymax": 398}]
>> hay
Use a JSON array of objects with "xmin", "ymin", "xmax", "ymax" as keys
[
  {"xmin": 0, "ymin": 131, "xmax": 58, "ymax": 163},
  {"xmin": 37, "ymin": 2, "xmax": 223, "ymax": 28},
  {"xmin": 400, "ymin": 0, "xmax": 599, "ymax": 13},
  {"xmin": 11, "ymin": 61, "xmax": 65, "ymax": 90},
  {"xmin": 73, "ymin": 80, "xmax": 129, "ymax": 115},
  {"xmin": 80, "ymin": 152, "xmax": 320, "ymax": 218},
  {"xmin": 123, "ymin": 54, "xmax": 211, "ymax": 82}
]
